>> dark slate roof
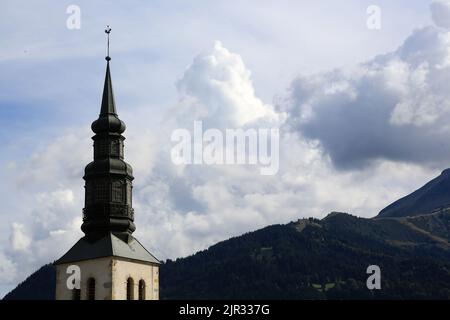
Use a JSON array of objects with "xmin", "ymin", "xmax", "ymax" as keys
[{"xmin": 54, "ymin": 233, "xmax": 160, "ymax": 265}]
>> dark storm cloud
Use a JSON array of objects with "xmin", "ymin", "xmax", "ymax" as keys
[{"xmin": 281, "ymin": 26, "xmax": 450, "ymax": 170}]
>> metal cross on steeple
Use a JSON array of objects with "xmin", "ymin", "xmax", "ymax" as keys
[{"xmin": 105, "ymin": 25, "xmax": 112, "ymax": 61}]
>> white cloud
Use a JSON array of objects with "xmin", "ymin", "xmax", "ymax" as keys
[
  {"xmin": 32, "ymin": 189, "xmax": 77, "ymax": 236},
  {"xmin": 281, "ymin": 25, "xmax": 450, "ymax": 170},
  {"xmin": 174, "ymin": 41, "xmax": 279, "ymax": 128},
  {"xmin": 36, "ymin": 189, "xmax": 74, "ymax": 206},
  {"xmin": 0, "ymin": 133, "xmax": 87, "ymax": 290},
  {"xmin": 0, "ymin": 250, "xmax": 16, "ymax": 283},
  {"xmin": 9, "ymin": 223, "xmax": 30, "ymax": 251},
  {"xmin": 431, "ymin": 0, "xmax": 450, "ymax": 29}
]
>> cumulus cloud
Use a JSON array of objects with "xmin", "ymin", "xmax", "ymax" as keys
[
  {"xmin": 431, "ymin": 0, "xmax": 450, "ymax": 29},
  {"xmin": 174, "ymin": 41, "xmax": 279, "ymax": 128},
  {"xmin": 280, "ymin": 25, "xmax": 450, "ymax": 170},
  {"xmin": 10, "ymin": 223, "xmax": 31, "ymax": 251},
  {"xmin": 131, "ymin": 37, "xmax": 438, "ymax": 257},
  {"xmin": 0, "ymin": 251, "xmax": 16, "ymax": 283},
  {"xmin": 32, "ymin": 189, "xmax": 77, "ymax": 238},
  {"xmin": 15, "ymin": 132, "xmax": 90, "ymax": 187},
  {"xmin": 0, "ymin": 133, "xmax": 86, "ymax": 289},
  {"xmin": 4, "ymin": 193, "xmax": 83, "ymax": 288}
]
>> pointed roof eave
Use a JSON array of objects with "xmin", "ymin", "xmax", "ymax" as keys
[{"xmin": 100, "ymin": 59, "xmax": 117, "ymax": 116}]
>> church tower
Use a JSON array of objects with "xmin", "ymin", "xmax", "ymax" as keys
[{"xmin": 54, "ymin": 28, "xmax": 160, "ymax": 300}]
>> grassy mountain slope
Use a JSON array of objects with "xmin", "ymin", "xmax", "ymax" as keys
[{"xmin": 161, "ymin": 212, "xmax": 450, "ymax": 299}]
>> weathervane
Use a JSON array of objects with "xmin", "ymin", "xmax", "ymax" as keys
[{"xmin": 105, "ymin": 25, "xmax": 112, "ymax": 61}]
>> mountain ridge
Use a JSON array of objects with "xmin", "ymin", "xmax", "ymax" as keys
[
  {"xmin": 378, "ymin": 169, "xmax": 450, "ymax": 218},
  {"xmin": 5, "ymin": 209, "xmax": 450, "ymax": 299},
  {"xmin": 6, "ymin": 170, "xmax": 450, "ymax": 299}
]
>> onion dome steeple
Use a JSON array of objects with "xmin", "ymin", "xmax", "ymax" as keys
[{"xmin": 81, "ymin": 27, "xmax": 135, "ymax": 242}]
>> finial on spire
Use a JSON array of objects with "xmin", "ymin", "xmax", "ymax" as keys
[{"xmin": 105, "ymin": 25, "xmax": 112, "ymax": 61}]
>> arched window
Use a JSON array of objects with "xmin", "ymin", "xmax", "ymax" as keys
[
  {"xmin": 72, "ymin": 288, "xmax": 81, "ymax": 300},
  {"xmin": 87, "ymin": 278, "xmax": 96, "ymax": 300},
  {"xmin": 126, "ymin": 277, "xmax": 134, "ymax": 300},
  {"xmin": 138, "ymin": 280, "xmax": 146, "ymax": 300}
]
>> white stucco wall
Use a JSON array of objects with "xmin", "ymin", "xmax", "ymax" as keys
[
  {"xmin": 111, "ymin": 257, "xmax": 159, "ymax": 300},
  {"xmin": 55, "ymin": 256, "xmax": 159, "ymax": 300},
  {"xmin": 55, "ymin": 257, "xmax": 113, "ymax": 300}
]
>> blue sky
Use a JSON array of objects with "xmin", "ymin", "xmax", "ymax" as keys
[{"xmin": 0, "ymin": 0, "xmax": 446, "ymax": 297}]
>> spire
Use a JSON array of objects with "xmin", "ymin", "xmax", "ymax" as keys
[
  {"xmin": 100, "ymin": 61, "xmax": 117, "ymax": 116},
  {"xmin": 100, "ymin": 26, "xmax": 116, "ymax": 116},
  {"xmin": 91, "ymin": 26, "xmax": 125, "ymax": 134}
]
